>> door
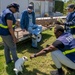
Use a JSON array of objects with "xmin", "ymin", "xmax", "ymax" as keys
[{"xmin": 29, "ymin": 0, "xmax": 41, "ymax": 17}]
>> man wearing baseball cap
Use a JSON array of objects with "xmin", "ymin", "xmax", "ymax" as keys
[
  {"xmin": 56, "ymin": 4, "xmax": 75, "ymax": 35},
  {"xmin": 7, "ymin": 3, "xmax": 19, "ymax": 12},
  {"xmin": 20, "ymin": 4, "xmax": 42, "ymax": 49},
  {"xmin": 0, "ymin": 3, "xmax": 19, "ymax": 64},
  {"xmin": 66, "ymin": 4, "xmax": 75, "ymax": 10}
]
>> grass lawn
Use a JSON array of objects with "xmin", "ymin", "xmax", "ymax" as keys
[{"xmin": 0, "ymin": 29, "xmax": 75, "ymax": 75}]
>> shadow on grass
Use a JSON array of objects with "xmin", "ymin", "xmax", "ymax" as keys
[
  {"xmin": 6, "ymin": 64, "xmax": 49, "ymax": 75},
  {"xmin": 22, "ymin": 66, "xmax": 49, "ymax": 75},
  {"xmin": 6, "ymin": 62, "xmax": 15, "ymax": 75},
  {"xmin": 0, "ymin": 45, "xmax": 4, "ymax": 50},
  {"xmin": 65, "ymin": 72, "xmax": 75, "ymax": 75},
  {"xmin": 63, "ymin": 66, "xmax": 75, "ymax": 75},
  {"xmin": 0, "ymin": 54, "xmax": 4, "ymax": 57},
  {"xmin": 17, "ymin": 33, "xmax": 52, "ymax": 53},
  {"xmin": 40, "ymin": 33, "xmax": 52, "ymax": 44},
  {"xmin": 50, "ymin": 64, "xmax": 57, "ymax": 69}
]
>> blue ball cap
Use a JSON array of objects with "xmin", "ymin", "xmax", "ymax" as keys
[
  {"xmin": 66, "ymin": 4, "xmax": 75, "ymax": 9},
  {"xmin": 7, "ymin": 3, "xmax": 20, "ymax": 12},
  {"xmin": 28, "ymin": 4, "xmax": 33, "ymax": 10}
]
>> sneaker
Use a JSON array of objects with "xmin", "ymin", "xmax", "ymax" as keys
[
  {"xmin": 50, "ymin": 70, "xmax": 64, "ymax": 75},
  {"xmin": 67, "ymin": 67, "xmax": 75, "ymax": 72},
  {"xmin": 6, "ymin": 60, "xmax": 12, "ymax": 65},
  {"xmin": 6, "ymin": 58, "xmax": 13, "ymax": 65}
]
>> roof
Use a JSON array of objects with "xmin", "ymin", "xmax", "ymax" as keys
[{"xmin": 34, "ymin": 0, "xmax": 53, "ymax": 1}]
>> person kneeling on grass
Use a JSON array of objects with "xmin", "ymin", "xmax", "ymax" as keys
[{"xmin": 30, "ymin": 25, "xmax": 75, "ymax": 75}]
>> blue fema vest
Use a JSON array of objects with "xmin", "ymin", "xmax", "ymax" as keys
[
  {"xmin": 0, "ymin": 9, "xmax": 16, "ymax": 35},
  {"xmin": 57, "ymin": 33, "xmax": 75, "ymax": 62},
  {"xmin": 66, "ymin": 11, "xmax": 75, "ymax": 34}
]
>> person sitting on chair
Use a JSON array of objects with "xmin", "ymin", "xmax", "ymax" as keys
[{"xmin": 20, "ymin": 4, "xmax": 42, "ymax": 49}]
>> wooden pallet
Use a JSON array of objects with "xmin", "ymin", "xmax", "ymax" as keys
[
  {"xmin": 15, "ymin": 26, "xmax": 48, "ymax": 42},
  {"xmin": 15, "ymin": 16, "xmax": 66, "ymax": 42}
]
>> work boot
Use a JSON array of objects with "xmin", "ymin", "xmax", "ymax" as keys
[
  {"xmin": 50, "ymin": 68, "xmax": 64, "ymax": 75},
  {"xmin": 67, "ymin": 67, "xmax": 75, "ymax": 74},
  {"xmin": 67, "ymin": 67, "xmax": 74, "ymax": 72}
]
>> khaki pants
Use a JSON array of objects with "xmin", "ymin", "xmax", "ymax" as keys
[
  {"xmin": 51, "ymin": 50, "xmax": 75, "ymax": 69},
  {"xmin": 1, "ymin": 35, "xmax": 18, "ymax": 63}
]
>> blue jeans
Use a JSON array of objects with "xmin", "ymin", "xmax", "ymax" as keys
[
  {"xmin": 28, "ymin": 24, "xmax": 42, "ymax": 47},
  {"xmin": 28, "ymin": 24, "xmax": 42, "ymax": 35}
]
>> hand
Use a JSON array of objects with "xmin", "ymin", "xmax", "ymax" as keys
[
  {"xmin": 55, "ymin": 21, "xmax": 61, "ymax": 25},
  {"xmin": 60, "ymin": 23, "xmax": 64, "ymax": 25},
  {"xmin": 22, "ymin": 29, "xmax": 26, "ymax": 32},
  {"xmin": 46, "ymin": 44, "xmax": 50, "ymax": 47},
  {"xmin": 15, "ymin": 21, "xmax": 20, "ymax": 27},
  {"xmin": 13, "ymin": 37, "xmax": 18, "ymax": 43},
  {"xmin": 55, "ymin": 21, "xmax": 64, "ymax": 25},
  {"xmin": 30, "ymin": 54, "xmax": 35, "ymax": 59}
]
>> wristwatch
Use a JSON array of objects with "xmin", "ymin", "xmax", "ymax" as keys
[{"xmin": 34, "ymin": 54, "xmax": 37, "ymax": 57}]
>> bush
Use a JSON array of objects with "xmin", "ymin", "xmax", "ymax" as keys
[
  {"xmin": 55, "ymin": 1, "xmax": 64, "ymax": 13},
  {"xmin": 44, "ymin": 13, "xmax": 49, "ymax": 17}
]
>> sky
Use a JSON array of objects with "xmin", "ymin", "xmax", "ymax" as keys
[{"xmin": 62, "ymin": 0, "xmax": 69, "ymax": 2}]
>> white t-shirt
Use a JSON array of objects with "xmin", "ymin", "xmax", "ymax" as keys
[{"xmin": 28, "ymin": 14, "xmax": 33, "ymax": 27}]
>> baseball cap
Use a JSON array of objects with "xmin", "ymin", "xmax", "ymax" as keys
[
  {"xmin": 28, "ymin": 4, "xmax": 33, "ymax": 10},
  {"xmin": 66, "ymin": 4, "xmax": 75, "ymax": 9},
  {"xmin": 7, "ymin": 3, "xmax": 20, "ymax": 12}
]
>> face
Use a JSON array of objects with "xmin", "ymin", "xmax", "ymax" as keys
[
  {"xmin": 23, "ymin": 56, "xmax": 28, "ymax": 61},
  {"xmin": 54, "ymin": 28, "xmax": 60, "ymax": 38},
  {"xmin": 67, "ymin": 8, "xmax": 74, "ymax": 12},
  {"xmin": 11, "ymin": 7, "xmax": 17, "ymax": 13},
  {"xmin": 28, "ymin": 9, "xmax": 33, "ymax": 13},
  {"xmin": 54, "ymin": 28, "xmax": 57, "ymax": 38}
]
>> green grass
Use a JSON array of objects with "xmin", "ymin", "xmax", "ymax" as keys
[{"xmin": 0, "ymin": 29, "xmax": 75, "ymax": 75}]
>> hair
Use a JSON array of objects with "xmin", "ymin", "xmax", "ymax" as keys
[
  {"xmin": 7, "ymin": 3, "xmax": 19, "ymax": 8},
  {"xmin": 55, "ymin": 25, "xmax": 64, "ymax": 33},
  {"xmin": 7, "ymin": 3, "xmax": 19, "ymax": 12}
]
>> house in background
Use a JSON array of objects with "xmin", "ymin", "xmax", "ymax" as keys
[
  {"xmin": 0, "ymin": 0, "xmax": 64, "ymax": 18},
  {"xmin": 32, "ymin": 0, "xmax": 54, "ymax": 17}
]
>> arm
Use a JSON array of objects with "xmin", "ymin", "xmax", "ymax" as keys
[
  {"xmin": 64, "ymin": 17, "xmax": 75, "ymax": 26},
  {"xmin": 6, "ymin": 13, "xmax": 17, "ymax": 43},
  {"xmin": 30, "ymin": 45, "xmax": 57, "ymax": 59},
  {"xmin": 20, "ymin": 11, "xmax": 26, "ymax": 29},
  {"xmin": 65, "ymin": 13, "xmax": 75, "ymax": 26},
  {"xmin": 7, "ymin": 20, "xmax": 17, "ymax": 43},
  {"xmin": 32, "ymin": 12, "xmax": 36, "ymax": 24},
  {"xmin": 30, "ymin": 40, "xmax": 64, "ymax": 59}
]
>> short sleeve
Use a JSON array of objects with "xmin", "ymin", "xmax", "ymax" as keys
[
  {"xmin": 52, "ymin": 40, "xmax": 64, "ymax": 49},
  {"xmin": 5, "ymin": 13, "xmax": 13, "ymax": 20}
]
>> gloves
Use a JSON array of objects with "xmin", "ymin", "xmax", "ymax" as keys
[
  {"xmin": 55, "ymin": 21, "xmax": 61, "ymax": 25},
  {"xmin": 55, "ymin": 21, "xmax": 64, "ymax": 25}
]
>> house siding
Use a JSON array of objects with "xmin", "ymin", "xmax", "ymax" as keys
[{"xmin": 0, "ymin": 0, "xmax": 62, "ymax": 18}]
